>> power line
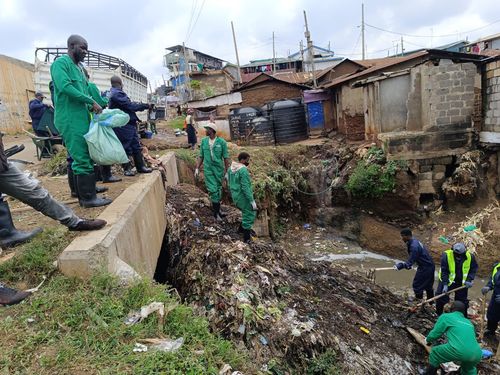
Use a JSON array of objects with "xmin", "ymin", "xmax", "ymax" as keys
[
  {"xmin": 365, "ymin": 19, "xmax": 500, "ymax": 39},
  {"xmin": 185, "ymin": 0, "xmax": 198, "ymax": 42},
  {"xmin": 186, "ymin": 0, "xmax": 206, "ymax": 43}
]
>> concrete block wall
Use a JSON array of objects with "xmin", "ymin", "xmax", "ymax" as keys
[
  {"xmin": 240, "ymin": 82, "xmax": 302, "ymax": 107},
  {"xmin": 484, "ymin": 60, "xmax": 500, "ymax": 132},
  {"xmin": 424, "ymin": 61, "xmax": 477, "ymax": 130},
  {"xmin": 417, "ymin": 159, "xmax": 450, "ymax": 194}
]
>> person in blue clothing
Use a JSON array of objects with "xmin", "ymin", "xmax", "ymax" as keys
[
  {"xmin": 481, "ymin": 262, "xmax": 500, "ymax": 338},
  {"xmin": 28, "ymin": 92, "xmax": 51, "ymax": 137},
  {"xmin": 395, "ymin": 228, "xmax": 435, "ymax": 302},
  {"xmin": 108, "ymin": 75, "xmax": 151, "ymax": 176},
  {"xmin": 435, "ymin": 242, "xmax": 478, "ymax": 317}
]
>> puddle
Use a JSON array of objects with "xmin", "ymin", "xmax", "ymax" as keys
[{"xmin": 287, "ymin": 230, "xmax": 488, "ymax": 300}]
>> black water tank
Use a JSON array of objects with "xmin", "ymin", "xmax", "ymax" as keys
[
  {"xmin": 247, "ymin": 115, "xmax": 275, "ymax": 146},
  {"xmin": 271, "ymin": 99, "xmax": 308, "ymax": 144},
  {"xmin": 229, "ymin": 107, "xmax": 261, "ymax": 143}
]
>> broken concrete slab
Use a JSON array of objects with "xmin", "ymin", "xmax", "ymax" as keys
[{"xmin": 58, "ymin": 153, "xmax": 179, "ymax": 279}]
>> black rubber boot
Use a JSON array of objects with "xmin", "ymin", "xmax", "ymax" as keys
[
  {"xmin": 243, "ymin": 229, "xmax": 252, "ymax": 244},
  {"xmin": 94, "ymin": 165, "xmax": 103, "ymax": 182},
  {"xmin": 76, "ymin": 173, "xmax": 112, "ymax": 208},
  {"xmin": 122, "ymin": 163, "xmax": 136, "ymax": 177},
  {"xmin": 0, "ymin": 200, "xmax": 42, "ymax": 247},
  {"xmin": 0, "ymin": 285, "xmax": 31, "ymax": 306},
  {"xmin": 133, "ymin": 153, "xmax": 152, "ymax": 173},
  {"xmin": 423, "ymin": 365, "xmax": 438, "ymax": 375},
  {"xmin": 101, "ymin": 165, "xmax": 122, "ymax": 183},
  {"xmin": 67, "ymin": 166, "xmax": 77, "ymax": 198},
  {"xmin": 212, "ymin": 202, "xmax": 223, "ymax": 221}
]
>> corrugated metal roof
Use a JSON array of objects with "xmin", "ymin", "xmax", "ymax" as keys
[{"xmin": 324, "ymin": 49, "xmax": 485, "ymax": 89}]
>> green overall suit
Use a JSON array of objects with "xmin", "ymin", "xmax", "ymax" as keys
[
  {"xmin": 199, "ymin": 136, "xmax": 228, "ymax": 203},
  {"xmin": 87, "ymin": 82, "xmax": 108, "ymax": 108},
  {"xmin": 228, "ymin": 162, "xmax": 256, "ymax": 230},
  {"xmin": 426, "ymin": 311, "xmax": 482, "ymax": 375},
  {"xmin": 50, "ymin": 55, "xmax": 95, "ymax": 175}
]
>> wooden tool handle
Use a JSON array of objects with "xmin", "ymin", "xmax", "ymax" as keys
[
  {"xmin": 372, "ymin": 267, "xmax": 396, "ymax": 271},
  {"xmin": 413, "ymin": 285, "xmax": 468, "ymax": 309}
]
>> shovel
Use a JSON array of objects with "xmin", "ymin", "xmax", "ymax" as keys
[
  {"xmin": 408, "ymin": 285, "xmax": 468, "ymax": 314},
  {"xmin": 366, "ymin": 267, "xmax": 396, "ymax": 283}
]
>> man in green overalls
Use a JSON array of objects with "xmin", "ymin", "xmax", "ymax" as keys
[
  {"xmin": 50, "ymin": 35, "xmax": 111, "ymax": 208},
  {"xmin": 227, "ymin": 152, "xmax": 258, "ymax": 243},
  {"xmin": 195, "ymin": 123, "xmax": 230, "ymax": 221},
  {"xmin": 424, "ymin": 301, "xmax": 482, "ymax": 375}
]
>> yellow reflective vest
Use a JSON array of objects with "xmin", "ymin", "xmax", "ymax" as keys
[{"xmin": 438, "ymin": 249, "xmax": 472, "ymax": 286}]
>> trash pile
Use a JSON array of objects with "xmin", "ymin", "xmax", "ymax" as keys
[
  {"xmin": 442, "ymin": 150, "xmax": 483, "ymax": 199},
  {"xmin": 162, "ymin": 184, "xmax": 441, "ymax": 374}
]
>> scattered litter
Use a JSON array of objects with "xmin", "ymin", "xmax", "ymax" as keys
[
  {"xmin": 481, "ymin": 349, "xmax": 493, "ymax": 359},
  {"xmin": 192, "ymin": 218, "xmax": 202, "ymax": 227},
  {"xmin": 124, "ymin": 301, "xmax": 177, "ymax": 327},
  {"xmin": 219, "ymin": 364, "xmax": 232, "ymax": 375},
  {"xmin": 259, "ymin": 335, "xmax": 268, "ymax": 345},
  {"xmin": 26, "ymin": 318, "xmax": 35, "ymax": 324},
  {"xmin": 142, "ymin": 337, "xmax": 184, "ymax": 352},
  {"xmin": 354, "ymin": 345, "xmax": 363, "ymax": 355},
  {"xmin": 441, "ymin": 362, "xmax": 460, "ymax": 372},
  {"xmin": 25, "ymin": 276, "xmax": 47, "ymax": 293},
  {"xmin": 463, "ymin": 225, "xmax": 477, "ymax": 232},
  {"xmin": 303, "ymin": 224, "xmax": 311, "ymax": 230},
  {"xmin": 133, "ymin": 343, "xmax": 148, "ymax": 353},
  {"xmin": 360, "ymin": 326, "xmax": 370, "ymax": 334},
  {"xmin": 237, "ymin": 324, "xmax": 246, "ymax": 334}
]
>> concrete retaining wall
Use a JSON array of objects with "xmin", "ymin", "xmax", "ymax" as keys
[{"xmin": 58, "ymin": 152, "xmax": 179, "ymax": 279}]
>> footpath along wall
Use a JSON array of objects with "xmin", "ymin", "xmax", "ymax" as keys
[{"xmin": 58, "ymin": 152, "xmax": 179, "ymax": 279}]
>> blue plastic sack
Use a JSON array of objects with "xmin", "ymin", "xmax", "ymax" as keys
[
  {"xmin": 84, "ymin": 113, "xmax": 129, "ymax": 165},
  {"xmin": 94, "ymin": 109, "xmax": 130, "ymax": 128}
]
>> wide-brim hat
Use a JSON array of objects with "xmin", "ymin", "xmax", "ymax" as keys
[{"xmin": 204, "ymin": 123, "xmax": 217, "ymax": 132}]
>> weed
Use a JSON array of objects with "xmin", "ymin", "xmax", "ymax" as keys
[
  {"xmin": 167, "ymin": 116, "xmax": 186, "ymax": 130},
  {"xmin": 41, "ymin": 148, "xmax": 68, "ymax": 176},
  {"xmin": 174, "ymin": 148, "xmax": 197, "ymax": 167},
  {"xmin": 306, "ymin": 349, "xmax": 340, "ymax": 375}
]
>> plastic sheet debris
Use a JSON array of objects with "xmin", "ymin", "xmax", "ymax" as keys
[
  {"xmin": 124, "ymin": 301, "xmax": 177, "ymax": 327},
  {"xmin": 141, "ymin": 337, "xmax": 184, "ymax": 352},
  {"xmin": 259, "ymin": 335, "xmax": 268, "ymax": 345},
  {"xmin": 481, "ymin": 349, "xmax": 493, "ymax": 359},
  {"xmin": 133, "ymin": 343, "xmax": 148, "ymax": 353},
  {"xmin": 438, "ymin": 235, "xmax": 449, "ymax": 244}
]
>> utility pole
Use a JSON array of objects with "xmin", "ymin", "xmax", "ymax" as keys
[
  {"xmin": 303, "ymin": 10, "xmax": 317, "ymax": 88},
  {"xmin": 400, "ymin": 36, "xmax": 404, "ymax": 56},
  {"xmin": 328, "ymin": 41, "xmax": 331, "ymax": 51},
  {"xmin": 182, "ymin": 42, "xmax": 190, "ymax": 101},
  {"xmin": 300, "ymin": 40, "xmax": 304, "ymax": 63},
  {"xmin": 231, "ymin": 21, "xmax": 242, "ymax": 84},
  {"xmin": 361, "ymin": 3, "xmax": 366, "ymax": 60},
  {"xmin": 272, "ymin": 31, "xmax": 276, "ymax": 74}
]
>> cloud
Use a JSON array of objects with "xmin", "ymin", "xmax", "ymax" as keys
[{"xmin": 1, "ymin": 0, "xmax": 499, "ymax": 87}]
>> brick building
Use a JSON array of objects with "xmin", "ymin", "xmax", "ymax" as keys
[{"xmin": 234, "ymin": 73, "xmax": 308, "ymax": 108}]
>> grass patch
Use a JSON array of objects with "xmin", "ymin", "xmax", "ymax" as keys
[
  {"xmin": 41, "ymin": 148, "xmax": 68, "ymax": 176},
  {"xmin": 306, "ymin": 349, "xmax": 340, "ymax": 375},
  {"xmin": 174, "ymin": 148, "xmax": 197, "ymax": 167},
  {"xmin": 166, "ymin": 116, "xmax": 186, "ymax": 130},
  {"xmin": 0, "ymin": 275, "xmax": 246, "ymax": 374}
]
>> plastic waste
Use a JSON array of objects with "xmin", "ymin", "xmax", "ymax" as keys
[
  {"xmin": 133, "ymin": 343, "xmax": 148, "ymax": 353},
  {"xmin": 303, "ymin": 224, "xmax": 311, "ymax": 230},
  {"xmin": 360, "ymin": 326, "xmax": 370, "ymax": 334},
  {"xmin": 438, "ymin": 236, "xmax": 449, "ymax": 244},
  {"xmin": 93, "ymin": 109, "xmax": 130, "ymax": 128},
  {"xmin": 85, "ymin": 111, "xmax": 129, "ymax": 165},
  {"xmin": 463, "ymin": 225, "xmax": 477, "ymax": 232},
  {"xmin": 124, "ymin": 302, "xmax": 166, "ymax": 326},
  {"xmin": 151, "ymin": 337, "xmax": 184, "ymax": 352},
  {"xmin": 481, "ymin": 349, "xmax": 493, "ymax": 359},
  {"xmin": 259, "ymin": 335, "xmax": 268, "ymax": 345}
]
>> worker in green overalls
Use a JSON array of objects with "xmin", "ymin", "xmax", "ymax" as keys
[
  {"xmin": 51, "ymin": 35, "xmax": 111, "ymax": 208},
  {"xmin": 227, "ymin": 152, "xmax": 258, "ymax": 243},
  {"xmin": 424, "ymin": 300, "xmax": 482, "ymax": 375},
  {"xmin": 194, "ymin": 122, "xmax": 230, "ymax": 221}
]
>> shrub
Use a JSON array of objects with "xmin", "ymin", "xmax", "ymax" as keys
[{"xmin": 346, "ymin": 160, "xmax": 400, "ymax": 198}]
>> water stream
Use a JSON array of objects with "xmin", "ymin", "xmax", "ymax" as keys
[{"xmin": 285, "ymin": 229, "xmax": 487, "ymax": 300}]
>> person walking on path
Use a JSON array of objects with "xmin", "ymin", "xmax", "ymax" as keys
[
  {"xmin": 194, "ymin": 123, "xmax": 230, "ymax": 221},
  {"xmin": 227, "ymin": 152, "xmax": 258, "ymax": 243},
  {"xmin": 185, "ymin": 108, "xmax": 197, "ymax": 150},
  {"xmin": 50, "ymin": 34, "xmax": 111, "ymax": 208}
]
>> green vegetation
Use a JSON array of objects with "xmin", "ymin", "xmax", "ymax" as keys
[
  {"xmin": 306, "ymin": 349, "xmax": 340, "ymax": 375},
  {"xmin": 189, "ymin": 80, "xmax": 201, "ymax": 90},
  {"xmin": 346, "ymin": 147, "xmax": 406, "ymax": 199},
  {"xmin": 0, "ymin": 230, "xmax": 247, "ymax": 374},
  {"xmin": 174, "ymin": 148, "xmax": 197, "ymax": 167},
  {"xmin": 166, "ymin": 116, "xmax": 186, "ymax": 130},
  {"xmin": 41, "ymin": 148, "xmax": 68, "ymax": 176}
]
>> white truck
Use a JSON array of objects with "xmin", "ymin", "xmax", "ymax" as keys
[{"xmin": 34, "ymin": 47, "xmax": 148, "ymax": 121}]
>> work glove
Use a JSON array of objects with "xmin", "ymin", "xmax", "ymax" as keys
[
  {"xmin": 194, "ymin": 168, "xmax": 199, "ymax": 179},
  {"xmin": 395, "ymin": 263, "xmax": 405, "ymax": 270},
  {"xmin": 251, "ymin": 201, "xmax": 258, "ymax": 211},
  {"xmin": 442, "ymin": 285, "xmax": 449, "ymax": 294},
  {"xmin": 464, "ymin": 281, "xmax": 473, "ymax": 289},
  {"xmin": 481, "ymin": 286, "xmax": 491, "ymax": 295}
]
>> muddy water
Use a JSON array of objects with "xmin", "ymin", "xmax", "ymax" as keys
[{"xmin": 285, "ymin": 228, "xmax": 488, "ymax": 301}]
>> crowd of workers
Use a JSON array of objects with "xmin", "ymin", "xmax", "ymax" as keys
[
  {"xmin": 2, "ymin": 34, "xmax": 499, "ymax": 373},
  {"xmin": 396, "ymin": 229, "xmax": 499, "ymax": 374}
]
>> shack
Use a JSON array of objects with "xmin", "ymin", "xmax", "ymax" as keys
[{"xmin": 0, "ymin": 54, "xmax": 35, "ymax": 133}]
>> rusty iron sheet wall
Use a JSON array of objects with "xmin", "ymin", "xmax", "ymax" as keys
[{"xmin": 0, "ymin": 55, "xmax": 35, "ymax": 133}]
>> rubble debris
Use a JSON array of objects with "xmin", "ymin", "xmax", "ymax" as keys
[
  {"xmin": 161, "ymin": 184, "xmax": 443, "ymax": 373},
  {"xmin": 442, "ymin": 150, "xmax": 483, "ymax": 199}
]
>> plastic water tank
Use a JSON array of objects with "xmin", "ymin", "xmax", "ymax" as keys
[{"xmin": 271, "ymin": 100, "xmax": 308, "ymax": 144}]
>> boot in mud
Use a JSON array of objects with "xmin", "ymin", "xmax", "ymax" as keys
[
  {"xmin": 212, "ymin": 202, "xmax": 223, "ymax": 222},
  {"xmin": 101, "ymin": 165, "xmax": 122, "ymax": 183},
  {"xmin": 243, "ymin": 229, "xmax": 252, "ymax": 244}
]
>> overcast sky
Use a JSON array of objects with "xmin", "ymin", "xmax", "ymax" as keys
[{"xmin": 1, "ymin": 0, "xmax": 499, "ymax": 89}]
